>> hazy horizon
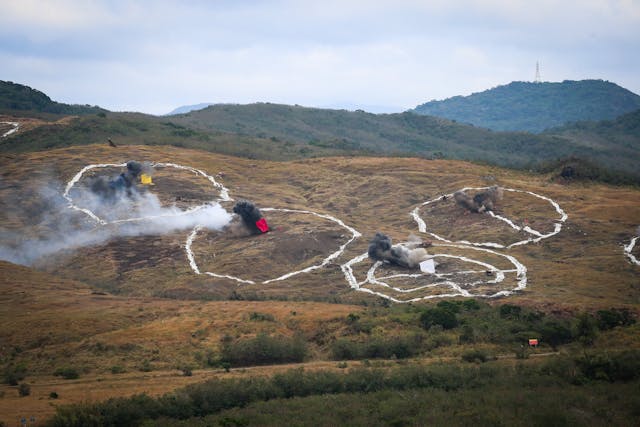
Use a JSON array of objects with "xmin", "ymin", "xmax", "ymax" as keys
[{"xmin": 1, "ymin": 0, "xmax": 638, "ymax": 115}]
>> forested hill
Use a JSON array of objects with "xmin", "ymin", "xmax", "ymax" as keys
[
  {"xmin": 170, "ymin": 102, "xmax": 639, "ymax": 181},
  {"xmin": 546, "ymin": 108, "xmax": 640, "ymax": 157},
  {"xmin": 410, "ymin": 80, "xmax": 640, "ymax": 133},
  {"xmin": 0, "ymin": 80, "xmax": 105, "ymax": 116},
  {"xmin": 171, "ymin": 102, "xmax": 573, "ymax": 163},
  {"xmin": 2, "ymin": 81, "xmax": 639, "ymax": 183}
]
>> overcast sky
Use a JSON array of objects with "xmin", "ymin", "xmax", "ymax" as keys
[{"xmin": 1, "ymin": 0, "xmax": 639, "ymax": 115}]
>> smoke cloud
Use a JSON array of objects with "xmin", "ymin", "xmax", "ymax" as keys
[
  {"xmin": 454, "ymin": 186, "xmax": 503, "ymax": 213},
  {"xmin": 232, "ymin": 200, "xmax": 269, "ymax": 234},
  {"xmin": 87, "ymin": 160, "xmax": 150, "ymax": 202},
  {"xmin": 0, "ymin": 177, "xmax": 232, "ymax": 266},
  {"xmin": 367, "ymin": 232, "xmax": 430, "ymax": 269}
]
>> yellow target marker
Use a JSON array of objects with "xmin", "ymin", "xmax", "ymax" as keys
[{"xmin": 140, "ymin": 173, "xmax": 153, "ymax": 185}]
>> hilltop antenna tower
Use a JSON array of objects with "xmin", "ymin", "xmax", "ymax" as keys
[{"xmin": 534, "ymin": 61, "xmax": 541, "ymax": 83}]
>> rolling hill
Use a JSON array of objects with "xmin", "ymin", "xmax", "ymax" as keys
[
  {"xmin": 166, "ymin": 103, "xmax": 216, "ymax": 115},
  {"xmin": 2, "ymin": 81, "xmax": 640, "ymax": 183},
  {"xmin": 411, "ymin": 80, "xmax": 640, "ymax": 133},
  {"xmin": 0, "ymin": 143, "xmax": 639, "ymax": 424},
  {"xmin": 0, "ymin": 80, "xmax": 105, "ymax": 116},
  {"xmin": 170, "ymin": 102, "xmax": 640, "ymax": 181}
]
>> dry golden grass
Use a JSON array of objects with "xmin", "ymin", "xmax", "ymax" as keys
[
  {"xmin": 1, "ymin": 144, "xmax": 640, "ymax": 424},
  {"xmin": 0, "ymin": 114, "xmax": 75, "ymax": 136},
  {"xmin": 2, "ymin": 144, "xmax": 638, "ymax": 304}
]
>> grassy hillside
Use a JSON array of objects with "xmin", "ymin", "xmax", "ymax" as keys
[
  {"xmin": 0, "ymin": 80, "xmax": 105, "ymax": 116},
  {"xmin": 411, "ymin": 80, "xmax": 640, "ymax": 133},
  {"xmin": 2, "ymin": 81, "xmax": 639, "ymax": 182},
  {"xmin": 172, "ymin": 102, "xmax": 640, "ymax": 181},
  {"xmin": 1, "ymin": 144, "xmax": 639, "ymax": 424},
  {"xmin": 2, "ymin": 145, "xmax": 638, "ymax": 305},
  {"xmin": 546, "ymin": 108, "xmax": 640, "ymax": 149},
  {"xmin": 0, "ymin": 111, "xmax": 339, "ymax": 160}
]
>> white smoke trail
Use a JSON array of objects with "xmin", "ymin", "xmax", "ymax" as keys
[
  {"xmin": 1, "ymin": 161, "xmax": 233, "ymax": 266},
  {"xmin": 63, "ymin": 162, "xmax": 231, "ymax": 225}
]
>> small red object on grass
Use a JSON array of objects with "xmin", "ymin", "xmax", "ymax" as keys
[{"xmin": 255, "ymin": 218, "xmax": 269, "ymax": 233}]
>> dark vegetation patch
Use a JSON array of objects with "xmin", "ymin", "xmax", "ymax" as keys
[{"xmin": 46, "ymin": 349, "xmax": 640, "ymax": 426}]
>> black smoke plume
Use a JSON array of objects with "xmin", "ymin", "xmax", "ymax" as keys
[
  {"xmin": 89, "ymin": 161, "xmax": 147, "ymax": 201},
  {"xmin": 454, "ymin": 186, "xmax": 503, "ymax": 213},
  {"xmin": 368, "ymin": 232, "xmax": 429, "ymax": 269},
  {"xmin": 232, "ymin": 200, "xmax": 269, "ymax": 234}
]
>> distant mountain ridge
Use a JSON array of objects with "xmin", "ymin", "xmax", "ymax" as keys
[
  {"xmin": 0, "ymin": 80, "xmax": 105, "ymax": 115},
  {"xmin": 169, "ymin": 102, "xmax": 640, "ymax": 181},
  {"xmin": 411, "ymin": 80, "xmax": 640, "ymax": 133},
  {"xmin": 2, "ymin": 80, "xmax": 639, "ymax": 184},
  {"xmin": 166, "ymin": 103, "xmax": 216, "ymax": 115}
]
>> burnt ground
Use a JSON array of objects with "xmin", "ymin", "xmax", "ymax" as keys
[
  {"xmin": 417, "ymin": 190, "xmax": 561, "ymax": 247},
  {"xmin": 1, "ymin": 144, "xmax": 639, "ymax": 306},
  {"xmin": 191, "ymin": 210, "xmax": 352, "ymax": 284}
]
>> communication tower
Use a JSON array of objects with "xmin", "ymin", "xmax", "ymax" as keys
[{"xmin": 535, "ymin": 61, "xmax": 541, "ymax": 83}]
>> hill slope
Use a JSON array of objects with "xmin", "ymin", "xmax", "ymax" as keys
[
  {"xmin": 547, "ymin": 108, "xmax": 640, "ymax": 147},
  {"xmin": 0, "ymin": 80, "xmax": 105, "ymax": 116},
  {"xmin": 2, "ymin": 82, "xmax": 639, "ymax": 182},
  {"xmin": 411, "ymin": 80, "xmax": 640, "ymax": 133},
  {"xmin": 166, "ymin": 103, "xmax": 216, "ymax": 115},
  {"xmin": 1, "ymin": 145, "xmax": 639, "ymax": 424},
  {"xmin": 171, "ymin": 102, "xmax": 640, "ymax": 180}
]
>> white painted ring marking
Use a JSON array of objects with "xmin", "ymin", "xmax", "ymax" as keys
[
  {"xmin": 1, "ymin": 121, "xmax": 19, "ymax": 138},
  {"xmin": 624, "ymin": 236, "xmax": 640, "ymax": 266},
  {"xmin": 186, "ymin": 208, "xmax": 361, "ymax": 285},
  {"xmin": 411, "ymin": 187, "xmax": 567, "ymax": 249},
  {"xmin": 63, "ymin": 162, "xmax": 231, "ymax": 225},
  {"xmin": 341, "ymin": 243, "xmax": 527, "ymax": 303}
]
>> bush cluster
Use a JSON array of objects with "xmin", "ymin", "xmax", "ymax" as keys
[
  {"xmin": 220, "ymin": 333, "xmax": 306, "ymax": 367},
  {"xmin": 47, "ymin": 349, "xmax": 640, "ymax": 427},
  {"xmin": 331, "ymin": 334, "xmax": 422, "ymax": 360}
]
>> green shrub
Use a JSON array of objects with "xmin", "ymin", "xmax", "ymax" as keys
[
  {"xmin": 331, "ymin": 335, "xmax": 421, "ymax": 361},
  {"xmin": 110, "ymin": 365, "xmax": 126, "ymax": 374},
  {"xmin": 436, "ymin": 300, "xmax": 461, "ymax": 314},
  {"xmin": 248, "ymin": 312, "xmax": 275, "ymax": 322},
  {"xmin": 576, "ymin": 350, "xmax": 640, "ymax": 382},
  {"xmin": 3, "ymin": 363, "xmax": 27, "ymax": 385},
  {"xmin": 596, "ymin": 308, "xmax": 636, "ymax": 330},
  {"xmin": 459, "ymin": 325, "xmax": 476, "ymax": 344},
  {"xmin": 18, "ymin": 382, "xmax": 30, "ymax": 396},
  {"xmin": 574, "ymin": 313, "xmax": 598, "ymax": 345},
  {"xmin": 420, "ymin": 308, "xmax": 458, "ymax": 330},
  {"xmin": 462, "ymin": 299, "xmax": 481, "ymax": 310},
  {"xmin": 499, "ymin": 304, "xmax": 522, "ymax": 319},
  {"xmin": 139, "ymin": 360, "xmax": 153, "ymax": 372},
  {"xmin": 461, "ymin": 349, "xmax": 488, "ymax": 363},
  {"xmin": 54, "ymin": 367, "xmax": 79, "ymax": 380},
  {"xmin": 540, "ymin": 321, "xmax": 573, "ymax": 350},
  {"xmin": 220, "ymin": 333, "xmax": 306, "ymax": 367}
]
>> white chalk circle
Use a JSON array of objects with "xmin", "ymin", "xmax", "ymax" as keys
[
  {"xmin": 411, "ymin": 187, "xmax": 567, "ymax": 249},
  {"xmin": 341, "ymin": 243, "xmax": 527, "ymax": 303},
  {"xmin": 64, "ymin": 162, "xmax": 231, "ymax": 225},
  {"xmin": 624, "ymin": 236, "xmax": 640, "ymax": 266},
  {"xmin": 1, "ymin": 121, "xmax": 19, "ymax": 138},
  {"xmin": 186, "ymin": 208, "xmax": 361, "ymax": 285}
]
